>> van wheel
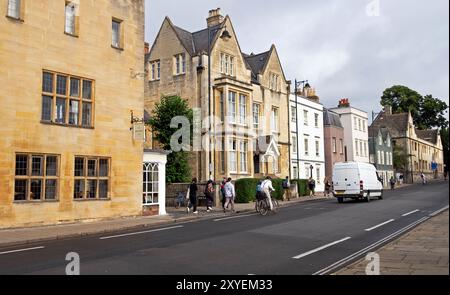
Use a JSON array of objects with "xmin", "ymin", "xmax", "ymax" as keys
[
  {"xmin": 337, "ymin": 197, "xmax": 344, "ymax": 204},
  {"xmin": 378, "ymin": 191, "xmax": 384, "ymax": 200}
]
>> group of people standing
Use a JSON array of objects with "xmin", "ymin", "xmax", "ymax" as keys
[{"xmin": 183, "ymin": 177, "xmax": 237, "ymax": 214}]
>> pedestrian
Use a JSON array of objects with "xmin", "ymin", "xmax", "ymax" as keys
[
  {"xmin": 324, "ymin": 177, "xmax": 331, "ymax": 197},
  {"xmin": 224, "ymin": 178, "xmax": 236, "ymax": 213},
  {"xmin": 308, "ymin": 177, "xmax": 316, "ymax": 197},
  {"xmin": 421, "ymin": 172, "xmax": 427, "ymax": 185},
  {"xmin": 282, "ymin": 176, "xmax": 291, "ymax": 201},
  {"xmin": 175, "ymin": 191, "xmax": 185, "ymax": 209},
  {"xmin": 444, "ymin": 170, "xmax": 448, "ymax": 181},
  {"xmin": 204, "ymin": 180, "xmax": 215, "ymax": 212},
  {"xmin": 261, "ymin": 176, "xmax": 275, "ymax": 211},
  {"xmin": 187, "ymin": 178, "xmax": 198, "ymax": 214},
  {"xmin": 220, "ymin": 177, "xmax": 227, "ymax": 210},
  {"xmin": 389, "ymin": 176, "xmax": 396, "ymax": 190}
]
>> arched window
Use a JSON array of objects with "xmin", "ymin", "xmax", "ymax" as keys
[{"xmin": 143, "ymin": 163, "xmax": 159, "ymax": 205}]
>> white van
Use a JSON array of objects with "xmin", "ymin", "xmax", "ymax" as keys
[{"xmin": 332, "ymin": 162, "xmax": 384, "ymax": 203}]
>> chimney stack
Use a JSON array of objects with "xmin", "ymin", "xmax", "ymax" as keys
[
  {"xmin": 207, "ymin": 8, "xmax": 224, "ymax": 27},
  {"xmin": 384, "ymin": 105, "xmax": 392, "ymax": 115},
  {"xmin": 144, "ymin": 42, "xmax": 150, "ymax": 54}
]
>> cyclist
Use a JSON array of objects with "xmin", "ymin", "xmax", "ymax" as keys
[{"xmin": 261, "ymin": 176, "xmax": 275, "ymax": 211}]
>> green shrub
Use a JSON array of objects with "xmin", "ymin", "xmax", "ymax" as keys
[
  {"xmin": 235, "ymin": 177, "xmax": 285, "ymax": 203},
  {"xmin": 292, "ymin": 179, "xmax": 310, "ymax": 196},
  {"xmin": 271, "ymin": 178, "xmax": 284, "ymax": 200},
  {"xmin": 235, "ymin": 178, "xmax": 260, "ymax": 203}
]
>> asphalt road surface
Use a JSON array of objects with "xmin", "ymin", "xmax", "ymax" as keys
[{"xmin": 0, "ymin": 181, "xmax": 448, "ymax": 275}]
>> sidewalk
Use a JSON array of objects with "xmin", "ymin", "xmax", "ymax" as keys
[
  {"xmin": 336, "ymin": 210, "xmax": 449, "ymax": 275},
  {"xmin": 0, "ymin": 195, "xmax": 329, "ymax": 248}
]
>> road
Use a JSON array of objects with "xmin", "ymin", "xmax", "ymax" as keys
[{"xmin": 0, "ymin": 181, "xmax": 448, "ymax": 275}]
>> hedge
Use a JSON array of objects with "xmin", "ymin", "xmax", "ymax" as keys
[
  {"xmin": 235, "ymin": 178, "xmax": 260, "ymax": 203},
  {"xmin": 292, "ymin": 179, "xmax": 310, "ymax": 196},
  {"xmin": 235, "ymin": 178, "xmax": 285, "ymax": 203}
]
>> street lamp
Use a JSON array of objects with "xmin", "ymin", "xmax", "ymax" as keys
[
  {"xmin": 310, "ymin": 165, "xmax": 314, "ymax": 178},
  {"xmin": 292, "ymin": 79, "xmax": 310, "ymax": 180},
  {"xmin": 207, "ymin": 25, "xmax": 231, "ymax": 181}
]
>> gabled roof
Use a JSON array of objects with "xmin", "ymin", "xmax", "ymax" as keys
[
  {"xmin": 371, "ymin": 111, "xmax": 410, "ymax": 134},
  {"xmin": 243, "ymin": 51, "xmax": 270, "ymax": 84},
  {"xmin": 173, "ymin": 25, "xmax": 196, "ymax": 56},
  {"xmin": 323, "ymin": 109, "xmax": 343, "ymax": 128},
  {"xmin": 369, "ymin": 126, "xmax": 390, "ymax": 140},
  {"xmin": 415, "ymin": 129, "xmax": 439, "ymax": 144}
]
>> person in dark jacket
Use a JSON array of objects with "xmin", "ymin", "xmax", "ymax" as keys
[
  {"xmin": 205, "ymin": 180, "xmax": 215, "ymax": 212},
  {"xmin": 220, "ymin": 177, "xmax": 227, "ymax": 210},
  {"xmin": 187, "ymin": 178, "xmax": 198, "ymax": 214}
]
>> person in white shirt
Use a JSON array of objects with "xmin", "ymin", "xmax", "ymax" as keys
[
  {"xmin": 224, "ymin": 177, "xmax": 236, "ymax": 213},
  {"xmin": 261, "ymin": 176, "xmax": 275, "ymax": 211}
]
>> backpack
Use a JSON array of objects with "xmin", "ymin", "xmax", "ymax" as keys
[{"xmin": 282, "ymin": 180, "xmax": 289, "ymax": 189}]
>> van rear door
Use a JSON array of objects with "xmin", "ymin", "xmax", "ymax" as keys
[{"xmin": 333, "ymin": 165, "xmax": 361, "ymax": 196}]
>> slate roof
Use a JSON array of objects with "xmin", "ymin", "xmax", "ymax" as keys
[
  {"xmin": 371, "ymin": 111, "xmax": 410, "ymax": 136},
  {"xmin": 415, "ymin": 129, "xmax": 439, "ymax": 144},
  {"xmin": 172, "ymin": 24, "xmax": 223, "ymax": 56},
  {"xmin": 323, "ymin": 109, "xmax": 343, "ymax": 128}
]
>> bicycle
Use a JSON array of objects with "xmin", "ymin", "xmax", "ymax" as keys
[{"xmin": 257, "ymin": 196, "xmax": 279, "ymax": 216}]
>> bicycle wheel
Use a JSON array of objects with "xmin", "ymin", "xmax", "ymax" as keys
[
  {"xmin": 259, "ymin": 199, "xmax": 269, "ymax": 216},
  {"xmin": 255, "ymin": 200, "xmax": 261, "ymax": 213}
]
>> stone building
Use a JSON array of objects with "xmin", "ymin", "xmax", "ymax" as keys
[
  {"xmin": 371, "ymin": 107, "xmax": 444, "ymax": 183},
  {"xmin": 0, "ymin": 0, "xmax": 147, "ymax": 228},
  {"xmin": 145, "ymin": 9, "xmax": 290, "ymax": 181},
  {"xmin": 323, "ymin": 109, "xmax": 345, "ymax": 179},
  {"xmin": 368, "ymin": 127, "xmax": 394, "ymax": 187},
  {"xmin": 330, "ymin": 99, "xmax": 370, "ymax": 163}
]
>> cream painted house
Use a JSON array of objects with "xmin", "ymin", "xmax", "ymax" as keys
[{"xmin": 145, "ymin": 9, "xmax": 290, "ymax": 181}]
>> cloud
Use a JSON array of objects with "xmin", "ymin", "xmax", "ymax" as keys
[{"xmin": 145, "ymin": 0, "xmax": 449, "ymax": 118}]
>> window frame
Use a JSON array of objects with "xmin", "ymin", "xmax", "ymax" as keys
[
  {"xmin": 239, "ymin": 140, "xmax": 248, "ymax": 173},
  {"xmin": 271, "ymin": 107, "xmax": 279, "ymax": 132},
  {"xmin": 228, "ymin": 139, "xmax": 237, "ymax": 174},
  {"xmin": 6, "ymin": 0, "xmax": 23, "ymax": 20},
  {"xmin": 111, "ymin": 18, "xmax": 124, "ymax": 50},
  {"xmin": 174, "ymin": 53, "xmax": 186, "ymax": 76},
  {"xmin": 291, "ymin": 106, "xmax": 297, "ymax": 123},
  {"xmin": 41, "ymin": 70, "xmax": 94, "ymax": 129},
  {"xmin": 143, "ymin": 162, "xmax": 159, "ymax": 205},
  {"xmin": 220, "ymin": 53, "xmax": 235, "ymax": 76},
  {"xmin": 73, "ymin": 156, "xmax": 110, "ymax": 200},
  {"xmin": 150, "ymin": 60, "xmax": 161, "ymax": 81},
  {"xmin": 64, "ymin": 1, "xmax": 78, "ymax": 37},
  {"xmin": 252, "ymin": 103, "xmax": 261, "ymax": 130},
  {"xmin": 14, "ymin": 153, "xmax": 60, "ymax": 202}
]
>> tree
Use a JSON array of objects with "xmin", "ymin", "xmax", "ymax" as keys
[
  {"xmin": 393, "ymin": 145, "xmax": 408, "ymax": 172},
  {"xmin": 147, "ymin": 95, "xmax": 193, "ymax": 183},
  {"xmin": 381, "ymin": 85, "xmax": 449, "ymax": 130}
]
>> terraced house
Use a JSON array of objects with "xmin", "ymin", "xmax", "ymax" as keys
[
  {"xmin": 145, "ymin": 8, "xmax": 290, "ymax": 181},
  {"xmin": 0, "ymin": 0, "xmax": 146, "ymax": 228}
]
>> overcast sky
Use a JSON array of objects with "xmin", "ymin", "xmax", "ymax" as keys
[{"xmin": 145, "ymin": 0, "xmax": 449, "ymax": 118}]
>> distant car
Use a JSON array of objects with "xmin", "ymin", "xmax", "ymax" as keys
[{"xmin": 332, "ymin": 162, "xmax": 383, "ymax": 203}]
